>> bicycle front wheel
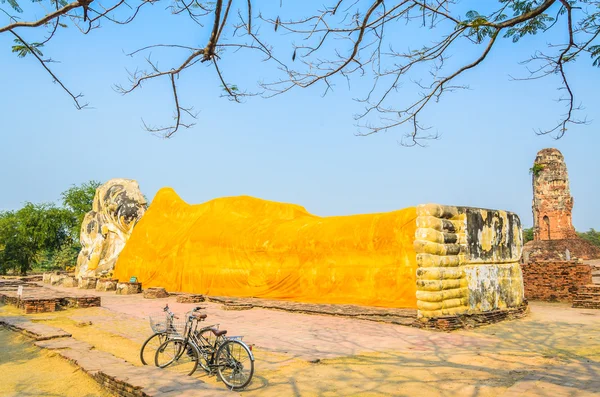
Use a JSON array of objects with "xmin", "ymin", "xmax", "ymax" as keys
[
  {"xmin": 215, "ymin": 340, "xmax": 254, "ymax": 390},
  {"xmin": 140, "ymin": 333, "xmax": 168, "ymax": 365},
  {"xmin": 155, "ymin": 339, "xmax": 199, "ymax": 376}
]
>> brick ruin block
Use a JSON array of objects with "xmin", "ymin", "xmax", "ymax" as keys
[
  {"xmin": 143, "ymin": 287, "xmax": 169, "ymax": 299},
  {"xmin": 176, "ymin": 294, "xmax": 205, "ymax": 304},
  {"xmin": 96, "ymin": 279, "xmax": 118, "ymax": 292},
  {"xmin": 116, "ymin": 282, "xmax": 142, "ymax": 295}
]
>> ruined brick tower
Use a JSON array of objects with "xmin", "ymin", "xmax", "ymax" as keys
[
  {"xmin": 523, "ymin": 148, "xmax": 600, "ymax": 262},
  {"xmin": 531, "ymin": 148, "xmax": 577, "ymax": 241}
]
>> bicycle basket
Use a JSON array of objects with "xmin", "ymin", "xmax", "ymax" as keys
[
  {"xmin": 148, "ymin": 313, "xmax": 187, "ymax": 335},
  {"xmin": 148, "ymin": 312, "xmax": 171, "ymax": 333}
]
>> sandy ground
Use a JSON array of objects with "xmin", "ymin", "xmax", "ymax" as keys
[
  {"xmin": 0, "ymin": 328, "xmax": 114, "ymax": 397},
  {"xmin": 1, "ymin": 287, "xmax": 600, "ymax": 396}
]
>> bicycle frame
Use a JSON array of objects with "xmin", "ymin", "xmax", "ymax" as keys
[{"xmin": 171, "ymin": 315, "xmax": 254, "ymax": 372}]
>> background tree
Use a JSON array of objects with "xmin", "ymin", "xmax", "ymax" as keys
[
  {"xmin": 0, "ymin": 203, "xmax": 74, "ymax": 275},
  {"xmin": 0, "ymin": 181, "xmax": 99, "ymax": 275},
  {"xmin": 61, "ymin": 180, "xmax": 101, "ymax": 241},
  {"xmin": 578, "ymin": 228, "xmax": 600, "ymax": 248},
  {"xmin": 523, "ymin": 227, "xmax": 534, "ymax": 244},
  {"xmin": 1, "ymin": 1, "xmax": 599, "ymax": 144}
]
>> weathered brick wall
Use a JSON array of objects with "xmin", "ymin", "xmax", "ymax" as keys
[
  {"xmin": 19, "ymin": 299, "xmax": 57, "ymax": 314},
  {"xmin": 521, "ymin": 261, "xmax": 592, "ymax": 302}
]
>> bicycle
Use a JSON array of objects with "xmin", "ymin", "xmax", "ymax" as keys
[
  {"xmin": 154, "ymin": 311, "xmax": 255, "ymax": 390},
  {"xmin": 139, "ymin": 304, "xmax": 205, "ymax": 365}
]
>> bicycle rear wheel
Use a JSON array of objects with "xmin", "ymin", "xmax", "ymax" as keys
[
  {"xmin": 215, "ymin": 340, "xmax": 254, "ymax": 390},
  {"xmin": 155, "ymin": 339, "xmax": 199, "ymax": 376},
  {"xmin": 140, "ymin": 333, "xmax": 167, "ymax": 365}
]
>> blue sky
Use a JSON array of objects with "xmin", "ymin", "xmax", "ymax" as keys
[{"xmin": 1, "ymin": 1, "xmax": 599, "ymax": 230}]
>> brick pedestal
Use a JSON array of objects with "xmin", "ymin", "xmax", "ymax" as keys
[
  {"xmin": 61, "ymin": 276, "xmax": 78, "ymax": 288},
  {"xmin": 96, "ymin": 279, "xmax": 118, "ymax": 292},
  {"xmin": 50, "ymin": 274, "xmax": 68, "ymax": 286},
  {"xmin": 116, "ymin": 282, "xmax": 142, "ymax": 295},
  {"xmin": 79, "ymin": 277, "xmax": 98, "ymax": 289},
  {"xmin": 143, "ymin": 287, "xmax": 169, "ymax": 299}
]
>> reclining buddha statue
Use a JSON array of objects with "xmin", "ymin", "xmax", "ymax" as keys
[{"xmin": 113, "ymin": 187, "xmax": 525, "ymax": 320}]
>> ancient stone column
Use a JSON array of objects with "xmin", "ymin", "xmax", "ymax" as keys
[{"xmin": 531, "ymin": 148, "xmax": 577, "ymax": 241}]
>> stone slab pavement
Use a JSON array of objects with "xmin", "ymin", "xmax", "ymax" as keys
[
  {"xmin": 14, "ymin": 283, "xmax": 600, "ymax": 396},
  {"xmin": 41, "ymin": 282, "xmax": 499, "ymax": 361},
  {"xmin": 0, "ymin": 315, "xmax": 71, "ymax": 340}
]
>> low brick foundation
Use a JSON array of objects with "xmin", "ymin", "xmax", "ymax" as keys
[
  {"xmin": 521, "ymin": 261, "xmax": 592, "ymax": 302},
  {"xmin": 414, "ymin": 303, "xmax": 529, "ymax": 331},
  {"xmin": 116, "ymin": 282, "xmax": 142, "ymax": 295},
  {"xmin": 0, "ymin": 279, "xmax": 101, "ymax": 313},
  {"xmin": 58, "ymin": 296, "xmax": 102, "ymax": 309},
  {"xmin": 19, "ymin": 298, "xmax": 58, "ymax": 314}
]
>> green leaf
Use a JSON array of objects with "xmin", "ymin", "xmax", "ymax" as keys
[
  {"xmin": 11, "ymin": 39, "xmax": 44, "ymax": 58},
  {"xmin": 1, "ymin": 0, "xmax": 23, "ymax": 13},
  {"xmin": 590, "ymin": 45, "xmax": 600, "ymax": 67}
]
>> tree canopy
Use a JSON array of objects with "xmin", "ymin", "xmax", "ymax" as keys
[
  {"xmin": 0, "ymin": 181, "xmax": 99, "ymax": 275},
  {"xmin": 2, "ymin": 1, "xmax": 599, "ymax": 144}
]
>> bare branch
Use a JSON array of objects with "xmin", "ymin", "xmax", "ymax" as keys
[{"xmin": 9, "ymin": 29, "xmax": 87, "ymax": 110}]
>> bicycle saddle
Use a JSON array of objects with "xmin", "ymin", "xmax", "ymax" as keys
[{"xmin": 211, "ymin": 328, "xmax": 227, "ymax": 337}]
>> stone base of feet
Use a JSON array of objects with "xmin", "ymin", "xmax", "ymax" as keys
[
  {"xmin": 414, "ymin": 303, "xmax": 529, "ymax": 331},
  {"xmin": 79, "ymin": 277, "xmax": 98, "ymax": 290},
  {"xmin": 176, "ymin": 294, "xmax": 205, "ymax": 304},
  {"xmin": 116, "ymin": 282, "xmax": 142, "ymax": 295},
  {"xmin": 96, "ymin": 279, "xmax": 118, "ymax": 292},
  {"xmin": 143, "ymin": 287, "xmax": 169, "ymax": 299}
]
